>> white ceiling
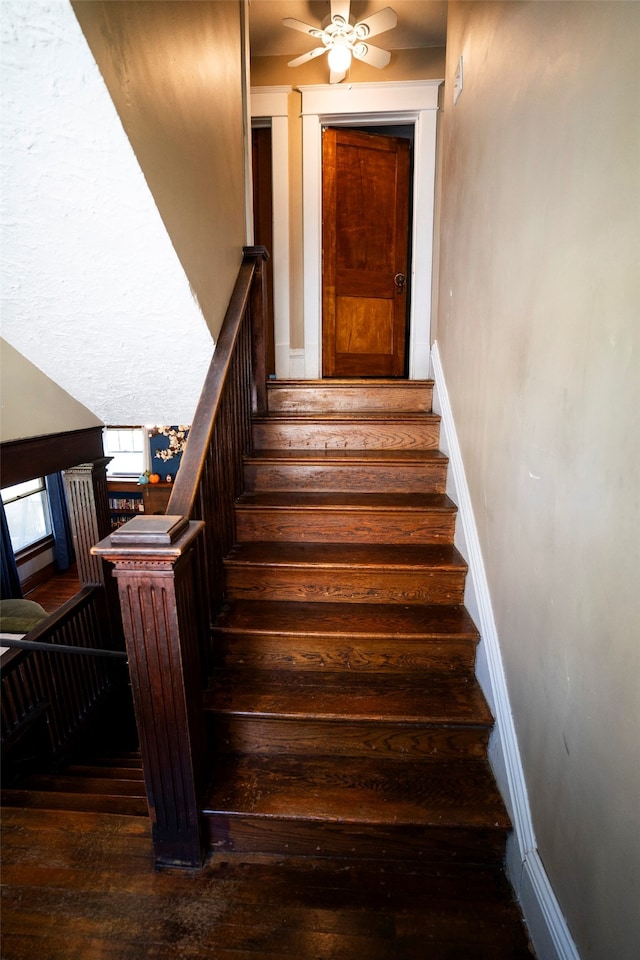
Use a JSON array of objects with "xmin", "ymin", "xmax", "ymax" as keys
[{"xmin": 248, "ymin": 0, "xmax": 447, "ymax": 56}]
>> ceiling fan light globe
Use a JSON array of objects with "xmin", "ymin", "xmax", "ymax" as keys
[{"xmin": 328, "ymin": 44, "xmax": 352, "ymax": 73}]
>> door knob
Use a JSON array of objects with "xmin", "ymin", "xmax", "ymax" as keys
[{"xmin": 394, "ymin": 273, "xmax": 406, "ymax": 293}]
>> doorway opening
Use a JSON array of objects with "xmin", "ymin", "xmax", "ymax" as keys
[
  {"xmin": 322, "ymin": 124, "xmax": 414, "ymax": 378},
  {"xmin": 251, "ymin": 125, "xmax": 275, "ymax": 377}
]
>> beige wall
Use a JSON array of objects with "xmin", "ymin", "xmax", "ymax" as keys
[
  {"xmin": 436, "ymin": 3, "xmax": 639, "ymax": 958},
  {"xmin": 0, "ymin": 339, "xmax": 103, "ymax": 444},
  {"xmin": 72, "ymin": 0, "xmax": 247, "ymax": 340}
]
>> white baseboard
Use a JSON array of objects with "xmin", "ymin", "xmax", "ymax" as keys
[{"xmin": 430, "ymin": 341, "xmax": 580, "ymax": 960}]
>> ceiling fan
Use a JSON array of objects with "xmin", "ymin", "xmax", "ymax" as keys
[{"xmin": 283, "ymin": 1, "xmax": 398, "ymax": 84}]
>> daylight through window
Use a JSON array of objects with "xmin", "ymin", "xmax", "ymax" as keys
[{"xmin": 1, "ymin": 478, "xmax": 52, "ymax": 553}]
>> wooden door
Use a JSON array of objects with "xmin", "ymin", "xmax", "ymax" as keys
[
  {"xmin": 322, "ymin": 128, "xmax": 411, "ymax": 378},
  {"xmin": 252, "ymin": 126, "xmax": 275, "ymax": 377}
]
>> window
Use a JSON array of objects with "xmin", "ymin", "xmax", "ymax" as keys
[
  {"xmin": 103, "ymin": 426, "xmax": 146, "ymax": 477},
  {"xmin": 1, "ymin": 478, "xmax": 52, "ymax": 553}
]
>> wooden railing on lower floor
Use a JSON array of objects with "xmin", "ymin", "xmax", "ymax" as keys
[
  {"xmin": 1, "ymin": 586, "xmax": 123, "ymax": 762},
  {"xmin": 92, "ymin": 246, "xmax": 269, "ymax": 868}
]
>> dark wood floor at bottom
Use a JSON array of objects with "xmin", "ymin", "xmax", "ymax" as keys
[{"xmin": 1, "ymin": 807, "xmax": 533, "ymax": 960}]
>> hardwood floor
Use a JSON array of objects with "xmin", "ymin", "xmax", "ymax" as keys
[
  {"xmin": 1, "ymin": 805, "xmax": 533, "ymax": 959},
  {"xmin": 24, "ymin": 564, "xmax": 81, "ymax": 614}
]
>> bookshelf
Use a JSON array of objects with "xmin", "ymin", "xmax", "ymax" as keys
[
  {"xmin": 107, "ymin": 480, "xmax": 173, "ymax": 530},
  {"xmin": 107, "ymin": 480, "xmax": 144, "ymax": 530}
]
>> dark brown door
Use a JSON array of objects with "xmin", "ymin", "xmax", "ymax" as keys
[
  {"xmin": 252, "ymin": 126, "xmax": 275, "ymax": 377},
  {"xmin": 322, "ymin": 127, "xmax": 411, "ymax": 378}
]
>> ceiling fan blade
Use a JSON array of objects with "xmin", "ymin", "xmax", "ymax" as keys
[
  {"xmin": 330, "ymin": 0, "xmax": 351, "ymax": 26},
  {"xmin": 282, "ymin": 17, "xmax": 324, "ymax": 40},
  {"xmin": 287, "ymin": 47, "xmax": 327, "ymax": 68},
  {"xmin": 352, "ymin": 42, "xmax": 391, "ymax": 69},
  {"xmin": 329, "ymin": 68, "xmax": 347, "ymax": 84},
  {"xmin": 353, "ymin": 7, "xmax": 397, "ymax": 40}
]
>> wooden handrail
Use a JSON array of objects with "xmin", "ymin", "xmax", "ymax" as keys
[
  {"xmin": 91, "ymin": 245, "xmax": 270, "ymax": 868},
  {"xmin": 168, "ymin": 246, "xmax": 269, "ymax": 520}
]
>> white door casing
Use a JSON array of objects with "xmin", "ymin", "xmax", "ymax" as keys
[{"xmin": 252, "ymin": 81, "xmax": 441, "ymax": 380}]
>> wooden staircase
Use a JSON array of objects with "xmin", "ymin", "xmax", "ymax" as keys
[
  {"xmin": 1, "ymin": 750, "xmax": 147, "ymax": 817},
  {"xmin": 203, "ymin": 379, "xmax": 511, "ymax": 865}
]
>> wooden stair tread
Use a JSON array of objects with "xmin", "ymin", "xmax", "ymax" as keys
[
  {"xmin": 226, "ymin": 541, "xmax": 467, "ymax": 570},
  {"xmin": 1, "ymin": 788, "xmax": 148, "ymax": 817},
  {"xmin": 269, "ymin": 378, "xmax": 434, "ymax": 386},
  {"xmin": 245, "ymin": 448, "xmax": 448, "ymax": 464},
  {"xmin": 215, "ymin": 600, "xmax": 479, "ymax": 640},
  {"xmin": 62, "ymin": 764, "xmax": 144, "ymax": 781},
  {"xmin": 20, "ymin": 774, "xmax": 146, "ymax": 797},
  {"xmin": 253, "ymin": 412, "xmax": 440, "ymax": 422},
  {"xmin": 203, "ymin": 755, "xmax": 510, "ymax": 830},
  {"xmin": 236, "ymin": 492, "xmax": 456, "ymax": 511},
  {"xmin": 207, "ymin": 670, "xmax": 492, "ymax": 725},
  {"xmin": 266, "ymin": 379, "xmax": 435, "ymax": 415}
]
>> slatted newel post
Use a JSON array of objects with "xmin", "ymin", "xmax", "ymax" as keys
[
  {"xmin": 92, "ymin": 515, "xmax": 208, "ymax": 868},
  {"xmin": 63, "ymin": 458, "xmax": 113, "ymax": 587}
]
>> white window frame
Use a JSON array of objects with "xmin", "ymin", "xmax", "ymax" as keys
[{"xmin": 1, "ymin": 477, "xmax": 53, "ymax": 555}]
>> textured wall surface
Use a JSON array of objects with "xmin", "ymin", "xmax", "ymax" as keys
[
  {"xmin": 436, "ymin": 3, "xmax": 640, "ymax": 959},
  {"xmin": 0, "ymin": 0, "xmax": 214, "ymax": 426}
]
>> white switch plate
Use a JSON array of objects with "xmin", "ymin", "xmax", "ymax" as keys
[{"xmin": 453, "ymin": 55, "xmax": 463, "ymax": 105}]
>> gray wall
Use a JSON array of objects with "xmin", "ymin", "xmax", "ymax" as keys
[{"xmin": 435, "ymin": 3, "xmax": 639, "ymax": 958}]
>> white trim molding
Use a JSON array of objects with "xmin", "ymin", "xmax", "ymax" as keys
[
  {"xmin": 298, "ymin": 81, "xmax": 441, "ymax": 379},
  {"xmin": 430, "ymin": 341, "xmax": 581, "ymax": 960},
  {"xmin": 250, "ymin": 87, "xmax": 292, "ymax": 380}
]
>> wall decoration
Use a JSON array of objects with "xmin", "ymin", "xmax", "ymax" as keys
[{"xmin": 148, "ymin": 426, "xmax": 189, "ymax": 482}]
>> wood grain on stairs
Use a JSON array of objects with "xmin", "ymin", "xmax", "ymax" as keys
[
  {"xmin": 224, "ymin": 541, "xmax": 468, "ymax": 605},
  {"xmin": 243, "ymin": 447, "xmax": 449, "ymax": 493},
  {"xmin": 235, "ymin": 491, "xmax": 457, "ymax": 543},
  {"xmin": 212, "ymin": 600, "xmax": 481, "ymax": 673},
  {"xmin": 1, "ymin": 752, "xmax": 147, "ymax": 817}
]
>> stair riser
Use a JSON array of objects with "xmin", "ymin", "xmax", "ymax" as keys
[
  {"xmin": 235, "ymin": 507, "xmax": 456, "ymax": 545},
  {"xmin": 244, "ymin": 463, "xmax": 448, "ymax": 494},
  {"xmin": 224, "ymin": 567, "xmax": 466, "ymax": 605},
  {"xmin": 0, "ymin": 789, "xmax": 149, "ymax": 817},
  {"xmin": 213, "ymin": 717, "xmax": 489, "ymax": 761},
  {"xmin": 211, "ymin": 635, "xmax": 477, "ymax": 674},
  {"xmin": 206, "ymin": 816, "xmax": 507, "ymax": 865},
  {"xmin": 252, "ymin": 420, "xmax": 440, "ymax": 451},
  {"xmin": 267, "ymin": 383, "xmax": 433, "ymax": 413}
]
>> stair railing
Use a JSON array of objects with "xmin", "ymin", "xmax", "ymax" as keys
[
  {"xmin": 92, "ymin": 247, "xmax": 269, "ymax": 868},
  {"xmin": 1, "ymin": 585, "xmax": 122, "ymax": 761}
]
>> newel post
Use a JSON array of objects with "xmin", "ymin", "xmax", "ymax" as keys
[
  {"xmin": 92, "ymin": 515, "xmax": 208, "ymax": 868},
  {"xmin": 63, "ymin": 457, "xmax": 113, "ymax": 587},
  {"xmin": 244, "ymin": 244, "xmax": 270, "ymax": 414}
]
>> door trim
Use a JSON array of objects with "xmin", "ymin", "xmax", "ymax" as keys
[
  {"xmin": 250, "ymin": 87, "xmax": 291, "ymax": 380},
  {"xmin": 300, "ymin": 81, "xmax": 441, "ymax": 379}
]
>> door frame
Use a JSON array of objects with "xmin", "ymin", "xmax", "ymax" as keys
[
  {"xmin": 301, "ymin": 81, "xmax": 441, "ymax": 379},
  {"xmin": 251, "ymin": 81, "xmax": 441, "ymax": 380},
  {"xmin": 250, "ymin": 87, "xmax": 292, "ymax": 380}
]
